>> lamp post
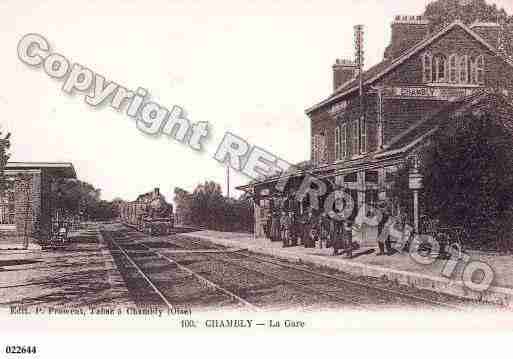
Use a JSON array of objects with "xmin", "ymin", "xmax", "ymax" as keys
[{"xmin": 408, "ymin": 156, "xmax": 423, "ymax": 233}]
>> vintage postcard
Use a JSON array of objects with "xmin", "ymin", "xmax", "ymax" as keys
[{"xmin": 2, "ymin": 0, "xmax": 513, "ymax": 355}]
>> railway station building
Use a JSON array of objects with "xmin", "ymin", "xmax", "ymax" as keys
[
  {"xmin": 0, "ymin": 162, "xmax": 77, "ymax": 247},
  {"xmin": 237, "ymin": 16, "xmax": 513, "ymax": 242}
]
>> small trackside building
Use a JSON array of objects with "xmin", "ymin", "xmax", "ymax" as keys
[
  {"xmin": 0, "ymin": 162, "xmax": 77, "ymax": 246},
  {"xmin": 237, "ymin": 15, "xmax": 513, "ymax": 241}
]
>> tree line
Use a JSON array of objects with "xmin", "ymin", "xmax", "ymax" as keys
[
  {"xmin": 174, "ymin": 181, "xmax": 254, "ymax": 233},
  {"xmin": 52, "ymin": 179, "xmax": 119, "ymax": 221}
]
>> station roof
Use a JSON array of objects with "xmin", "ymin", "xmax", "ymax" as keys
[
  {"xmin": 306, "ymin": 20, "xmax": 513, "ymax": 115},
  {"xmin": 238, "ymin": 91, "xmax": 513, "ymax": 193},
  {"xmin": 5, "ymin": 162, "xmax": 77, "ymax": 178}
]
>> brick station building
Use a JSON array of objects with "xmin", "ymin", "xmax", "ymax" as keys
[
  {"xmin": 238, "ymin": 16, "xmax": 513, "ymax": 242},
  {"xmin": 0, "ymin": 162, "xmax": 76, "ymax": 246}
]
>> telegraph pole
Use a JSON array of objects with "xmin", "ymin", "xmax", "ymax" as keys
[
  {"xmin": 226, "ymin": 164, "xmax": 230, "ymax": 199},
  {"xmin": 354, "ymin": 24, "xmax": 365, "ymax": 154}
]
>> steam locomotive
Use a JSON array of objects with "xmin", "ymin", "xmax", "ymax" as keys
[{"xmin": 120, "ymin": 187, "xmax": 174, "ymax": 235}]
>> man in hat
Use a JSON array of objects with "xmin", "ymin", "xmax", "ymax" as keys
[
  {"xmin": 271, "ymin": 208, "xmax": 280, "ymax": 242},
  {"xmin": 319, "ymin": 212, "xmax": 330, "ymax": 249},
  {"xmin": 280, "ymin": 211, "xmax": 287, "ymax": 247},
  {"xmin": 376, "ymin": 200, "xmax": 391, "ymax": 256},
  {"xmin": 330, "ymin": 216, "xmax": 344, "ymax": 256},
  {"xmin": 290, "ymin": 211, "xmax": 299, "ymax": 247},
  {"xmin": 301, "ymin": 209, "xmax": 312, "ymax": 248},
  {"xmin": 281, "ymin": 211, "xmax": 293, "ymax": 247}
]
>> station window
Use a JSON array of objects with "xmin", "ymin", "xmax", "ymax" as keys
[
  {"xmin": 351, "ymin": 120, "xmax": 359, "ymax": 156},
  {"xmin": 475, "ymin": 55, "xmax": 485, "ymax": 84},
  {"xmin": 335, "ymin": 124, "xmax": 348, "ymax": 161},
  {"xmin": 334, "ymin": 126, "xmax": 340, "ymax": 161},
  {"xmin": 341, "ymin": 123, "xmax": 347, "ymax": 159},
  {"xmin": 449, "ymin": 54, "xmax": 458, "ymax": 83},
  {"xmin": 459, "ymin": 55, "xmax": 469, "ymax": 83},
  {"xmin": 360, "ymin": 118, "xmax": 367, "ymax": 154},
  {"xmin": 433, "ymin": 53, "xmax": 448, "ymax": 83},
  {"xmin": 422, "ymin": 52, "xmax": 433, "ymax": 83},
  {"xmin": 423, "ymin": 51, "xmax": 485, "ymax": 85}
]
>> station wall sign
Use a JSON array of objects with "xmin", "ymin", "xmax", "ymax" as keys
[
  {"xmin": 408, "ymin": 171, "xmax": 423, "ymax": 190},
  {"xmin": 384, "ymin": 86, "xmax": 481, "ymax": 101}
]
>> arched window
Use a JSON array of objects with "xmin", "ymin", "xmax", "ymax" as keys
[
  {"xmin": 469, "ymin": 56, "xmax": 477, "ymax": 84},
  {"xmin": 422, "ymin": 52, "xmax": 433, "ymax": 83},
  {"xmin": 433, "ymin": 54, "xmax": 447, "ymax": 83},
  {"xmin": 449, "ymin": 54, "xmax": 458, "ymax": 83},
  {"xmin": 476, "ymin": 55, "xmax": 485, "ymax": 85},
  {"xmin": 459, "ymin": 55, "xmax": 469, "ymax": 84}
]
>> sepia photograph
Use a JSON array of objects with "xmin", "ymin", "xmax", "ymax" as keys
[{"xmin": 2, "ymin": 0, "xmax": 513, "ymax": 356}]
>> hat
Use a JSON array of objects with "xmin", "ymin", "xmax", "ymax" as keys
[{"xmin": 377, "ymin": 200, "xmax": 389, "ymax": 209}]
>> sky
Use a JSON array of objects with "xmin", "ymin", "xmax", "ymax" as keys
[{"xmin": 1, "ymin": 0, "xmax": 512, "ymax": 202}]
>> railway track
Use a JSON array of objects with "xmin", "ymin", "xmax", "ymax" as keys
[
  {"xmin": 113, "ymin": 223, "xmax": 479, "ymax": 310},
  {"xmin": 107, "ymin": 226, "xmax": 369, "ymax": 309},
  {"xmin": 157, "ymin": 236, "xmax": 468, "ymax": 310},
  {"xmin": 102, "ymin": 228, "xmax": 259, "ymax": 311}
]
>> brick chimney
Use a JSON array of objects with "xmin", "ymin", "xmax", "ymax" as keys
[
  {"xmin": 332, "ymin": 59, "xmax": 357, "ymax": 91},
  {"xmin": 385, "ymin": 15, "xmax": 430, "ymax": 60},
  {"xmin": 470, "ymin": 22, "xmax": 501, "ymax": 49}
]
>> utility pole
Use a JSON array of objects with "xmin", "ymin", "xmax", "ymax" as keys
[
  {"xmin": 354, "ymin": 24, "xmax": 365, "ymax": 154},
  {"xmin": 226, "ymin": 164, "xmax": 230, "ymax": 199}
]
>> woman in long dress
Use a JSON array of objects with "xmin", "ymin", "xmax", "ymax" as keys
[{"xmin": 330, "ymin": 217, "xmax": 345, "ymax": 255}]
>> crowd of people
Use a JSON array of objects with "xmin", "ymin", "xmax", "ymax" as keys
[
  {"xmin": 264, "ymin": 208, "xmax": 357, "ymax": 257},
  {"xmin": 263, "ymin": 198, "xmax": 398, "ymax": 258}
]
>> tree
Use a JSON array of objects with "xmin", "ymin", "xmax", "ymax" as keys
[
  {"xmin": 191, "ymin": 181, "xmax": 224, "ymax": 229},
  {"xmin": 0, "ymin": 131, "xmax": 11, "ymax": 195},
  {"xmin": 52, "ymin": 179, "xmax": 97, "ymax": 215},
  {"xmin": 173, "ymin": 187, "xmax": 193, "ymax": 226},
  {"xmin": 424, "ymin": 0, "xmax": 512, "ymax": 28},
  {"xmin": 421, "ymin": 108, "xmax": 513, "ymax": 250},
  {"xmin": 175, "ymin": 182, "xmax": 254, "ymax": 232},
  {"xmin": 52, "ymin": 179, "xmax": 118, "ymax": 221}
]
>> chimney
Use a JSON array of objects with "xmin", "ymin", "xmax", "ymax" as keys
[
  {"xmin": 470, "ymin": 22, "xmax": 501, "ymax": 49},
  {"xmin": 386, "ymin": 15, "xmax": 430, "ymax": 59},
  {"xmin": 332, "ymin": 59, "xmax": 357, "ymax": 91},
  {"xmin": 154, "ymin": 187, "xmax": 160, "ymax": 196}
]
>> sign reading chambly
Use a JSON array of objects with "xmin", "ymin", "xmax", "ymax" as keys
[{"xmin": 385, "ymin": 86, "xmax": 481, "ymax": 100}]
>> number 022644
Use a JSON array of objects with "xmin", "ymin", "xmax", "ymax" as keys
[{"xmin": 4, "ymin": 346, "xmax": 37, "ymax": 354}]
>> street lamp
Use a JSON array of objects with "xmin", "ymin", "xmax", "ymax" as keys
[{"xmin": 408, "ymin": 156, "xmax": 423, "ymax": 233}]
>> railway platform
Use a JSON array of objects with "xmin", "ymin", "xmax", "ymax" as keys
[
  {"xmin": 181, "ymin": 231, "xmax": 513, "ymax": 307},
  {"xmin": 0, "ymin": 223, "xmax": 133, "ymax": 309}
]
